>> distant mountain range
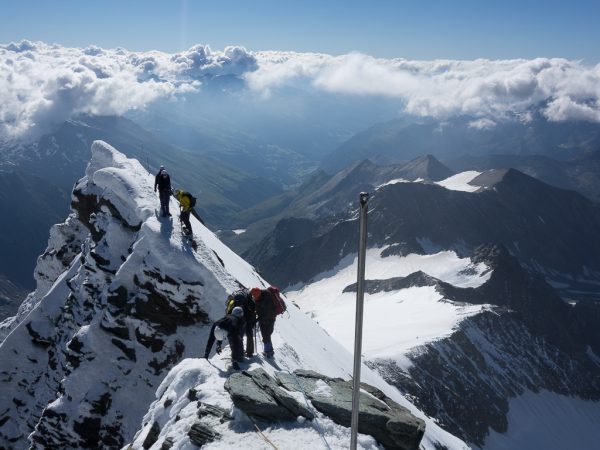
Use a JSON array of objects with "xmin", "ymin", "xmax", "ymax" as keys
[
  {"xmin": 448, "ymin": 150, "xmax": 600, "ymax": 203},
  {"xmin": 246, "ymin": 160, "xmax": 600, "ymax": 302},
  {"xmin": 322, "ymin": 114, "xmax": 600, "ymax": 174}
]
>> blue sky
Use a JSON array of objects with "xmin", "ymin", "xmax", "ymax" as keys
[{"xmin": 1, "ymin": 0, "xmax": 599, "ymax": 61}]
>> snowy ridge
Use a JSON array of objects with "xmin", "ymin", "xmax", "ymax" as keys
[
  {"xmin": 375, "ymin": 171, "xmax": 485, "ymax": 193},
  {"xmin": 0, "ymin": 141, "xmax": 467, "ymax": 450},
  {"xmin": 435, "ymin": 171, "xmax": 482, "ymax": 192}
]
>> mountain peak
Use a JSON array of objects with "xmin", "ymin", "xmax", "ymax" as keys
[{"xmin": 401, "ymin": 154, "xmax": 454, "ymax": 181}]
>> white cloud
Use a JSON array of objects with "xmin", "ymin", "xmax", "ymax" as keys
[
  {"xmin": 0, "ymin": 41, "xmax": 256, "ymax": 138},
  {"xmin": 2, "ymin": 40, "xmax": 600, "ymax": 139},
  {"xmin": 468, "ymin": 118, "xmax": 497, "ymax": 130},
  {"xmin": 250, "ymin": 52, "xmax": 600, "ymax": 124}
]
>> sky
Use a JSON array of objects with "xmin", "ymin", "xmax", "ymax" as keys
[
  {"xmin": 1, "ymin": 0, "xmax": 600, "ymax": 62},
  {"xmin": 2, "ymin": 0, "xmax": 600, "ymax": 140}
]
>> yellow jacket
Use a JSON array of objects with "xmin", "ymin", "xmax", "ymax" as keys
[{"xmin": 176, "ymin": 191, "xmax": 192, "ymax": 212}]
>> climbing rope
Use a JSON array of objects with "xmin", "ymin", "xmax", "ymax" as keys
[
  {"xmin": 249, "ymin": 416, "xmax": 280, "ymax": 450},
  {"xmin": 289, "ymin": 371, "xmax": 332, "ymax": 450}
]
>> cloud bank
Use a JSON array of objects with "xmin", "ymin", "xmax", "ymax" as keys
[
  {"xmin": 1, "ymin": 40, "xmax": 600, "ymax": 139},
  {"xmin": 249, "ymin": 52, "xmax": 600, "ymax": 124},
  {"xmin": 0, "ymin": 41, "xmax": 256, "ymax": 138}
]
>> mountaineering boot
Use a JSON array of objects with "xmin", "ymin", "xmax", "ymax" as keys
[
  {"xmin": 232, "ymin": 361, "xmax": 241, "ymax": 370},
  {"xmin": 262, "ymin": 350, "xmax": 274, "ymax": 358}
]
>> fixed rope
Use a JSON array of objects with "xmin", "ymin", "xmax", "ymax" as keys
[{"xmin": 249, "ymin": 416, "xmax": 280, "ymax": 450}]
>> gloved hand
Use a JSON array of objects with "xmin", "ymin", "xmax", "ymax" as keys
[{"xmin": 216, "ymin": 342, "xmax": 222, "ymax": 355}]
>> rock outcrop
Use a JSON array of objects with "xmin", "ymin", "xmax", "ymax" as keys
[{"xmin": 226, "ymin": 368, "xmax": 425, "ymax": 450}]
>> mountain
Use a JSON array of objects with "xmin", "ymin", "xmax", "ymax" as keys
[
  {"xmin": 224, "ymin": 155, "xmax": 455, "ymax": 257},
  {"xmin": 1, "ymin": 115, "xmax": 283, "ymax": 224},
  {"xmin": 0, "ymin": 115, "xmax": 284, "ymax": 301},
  {"xmin": 0, "ymin": 274, "xmax": 27, "ymax": 320},
  {"xmin": 252, "ymin": 168, "xmax": 600, "ymax": 301},
  {"xmin": 0, "ymin": 141, "xmax": 462, "ymax": 450},
  {"xmin": 243, "ymin": 159, "xmax": 600, "ymax": 447},
  {"xmin": 288, "ymin": 243, "xmax": 600, "ymax": 448},
  {"xmin": 447, "ymin": 151, "xmax": 600, "ymax": 203},
  {"xmin": 0, "ymin": 169, "xmax": 70, "ymax": 301},
  {"xmin": 127, "ymin": 85, "xmax": 402, "ymax": 182},
  {"xmin": 322, "ymin": 114, "xmax": 600, "ymax": 174}
]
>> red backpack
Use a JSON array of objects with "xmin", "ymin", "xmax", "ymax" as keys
[{"xmin": 267, "ymin": 286, "xmax": 287, "ymax": 316}]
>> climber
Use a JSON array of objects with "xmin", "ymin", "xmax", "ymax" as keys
[
  {"xmin": 154, "ymin": 165, "xmax": 172, "ymax": 217},
  {"xmin": 204, "ymin": 306, "xmax": 246, "ymax": 369},
  {"xmin": 251, "ymin": 287, "xmax": 277, "ymax": 358},
  {"xmin": 173, "ymin": 189, "xmax": 205, "ymax": 236},
  {"xmin": 225, "ymin": 289, "xmax": 257, "ymax": 357}
]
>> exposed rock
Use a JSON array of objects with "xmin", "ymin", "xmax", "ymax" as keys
[
  {"xmin": 275, "ymin": 370, "xmax": 425, "ymax": 450},
  {"xmin": 25, "ymin": 322, "xmax": 53, "ymax": 348},
  {"xmin": 111, "ymin": 338, "xmax": 136, "ymax": 361},
  {"xmin": 225, "ymin": 368, "xmax": 424, "ymax": 449},
  {"xmin": 188, "ymin": 422, "xmax": 221, "ymax": 447},
  {"xmin": 380, "ymin": 241, "xmax": 424, "ymax": 258},
  {"xmin": 90, "ymin": 392, "xmax": 112, "ymax": 415},
  {"xmin": 343, "ymin": 271, "xmax": 438, "ymax": 294},
  {"xmin": 147, "ymin": 340, "xmax": 185, "ymax": 375},
  {"xmin": 135, "ymin": 328, "xmax": 165, "ymax": 352},
  {"xmin": 197, "ymin": 402, "xmax": 232, "ymax": 423},
  {"xmin": 224, "ymin": 369, "xmax": 313, "ymax": 421},
  {"xmin": 133, "ymin": 275, "xmax": 209, "ymax": 335},
  {"xmin": 142, "ymin": 421, "xmax": 160, "ymax": 449},
  {"xmin": 371, "ymin": 309, "xmax": 600, "ymax": 447},
  {"xmin": 160, "ymin": 436, "xmax": 174, "ymax": 449}
]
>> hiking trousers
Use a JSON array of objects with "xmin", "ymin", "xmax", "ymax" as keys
[
  {"xmin": 159, "ymin": 190, "xmax": 171, "ymax": 216},
  {"xmin": 228, "ymin": 334, "xmax": 244, "ymax": 362},
  {"xmin": 180, "ymin": 209, "xmax": 192, "ymax": 233},
  {"xmin": 258, "ymin": 319, "xmax": 275, "ymax": 347},
  {"xmin": 245, "ymin": 323, "xmax": 255, "ymax": 356}
]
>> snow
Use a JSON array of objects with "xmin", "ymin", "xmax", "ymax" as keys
[
  {"xmin": 232, "ymin": 229, "xmax": 246, "ymax": 235},
  {"xmin": 288, "ymin": 248, "xmax": 490, "ymax": 369},
  {"xmin": 482, "ymin": 390, "xmax": 600, "ymax": 450},
  {"xmin": 0, "ymin": 141, "xmax": 469, "ymax": 450},
  {"xmin": 435, "ymin": 171, "xmax": 482, "ymax": 192},
  {"xmin": 376, "ymin": 177, "xmax": 410, "ymax": 189}
]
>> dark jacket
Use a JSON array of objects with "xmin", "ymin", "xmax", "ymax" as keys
[
  {"xmin": 226, "ymin": 292, "xmax": 256, "ymax": 326},
  {"xmin": 154, "ymin": 169, "xmax": 171, "ymax": 192},
  {"xmin": 204, "ymin": 314, "xmax": 245, "ymax": 358}
]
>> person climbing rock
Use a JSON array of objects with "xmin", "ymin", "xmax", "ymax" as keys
[
  {"xmin": 226, "ymin": 289, "xmax": 257, "ymax": 357},
  {"xmin": 251, "ymin": 287, "xmax": 277, "ymax": 358},
  {"xmin": 154, "ymin": 165, "xmax": 172, "ymax": 217},
  {"xmin": 204, "ymin": 306, "xmax": 245, "ymax": 369}
]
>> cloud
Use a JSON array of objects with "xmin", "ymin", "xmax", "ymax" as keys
[
  {"xmin": 468, "ymin": 118, "xmax": 497, "ymax": 130},
  {"xmin": 249, "ymin": 52, "xmax": 600, "ymax": 124},
  {"xmin": 0, "ymin": 41, "xmax": 256, "ymax": 138},
  {"xmin": 2, "ymin": 40, "xmax": 600, "ymax": 139}
]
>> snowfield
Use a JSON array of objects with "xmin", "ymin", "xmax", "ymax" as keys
[
  {"xmin": 435, "ymin": 171, "xmax": 483, "ymax": 192},
  {"xmin": 288, "ymin": 249, "xmax": 491, "ymax": 369}
]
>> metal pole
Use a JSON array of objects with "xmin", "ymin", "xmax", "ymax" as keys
[{"xmin": 350, "ymin": 192, "xmax": 369, "ymax": 449}]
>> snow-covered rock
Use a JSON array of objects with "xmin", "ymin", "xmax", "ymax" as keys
[{"xmin": 0, "ymin": 141, "xmax": 467, "ymax": 450}]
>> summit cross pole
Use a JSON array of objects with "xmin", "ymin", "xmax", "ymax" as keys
[{"xmin": 350, "ymin": 192, "xmax": 369, "ymax": 450}]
